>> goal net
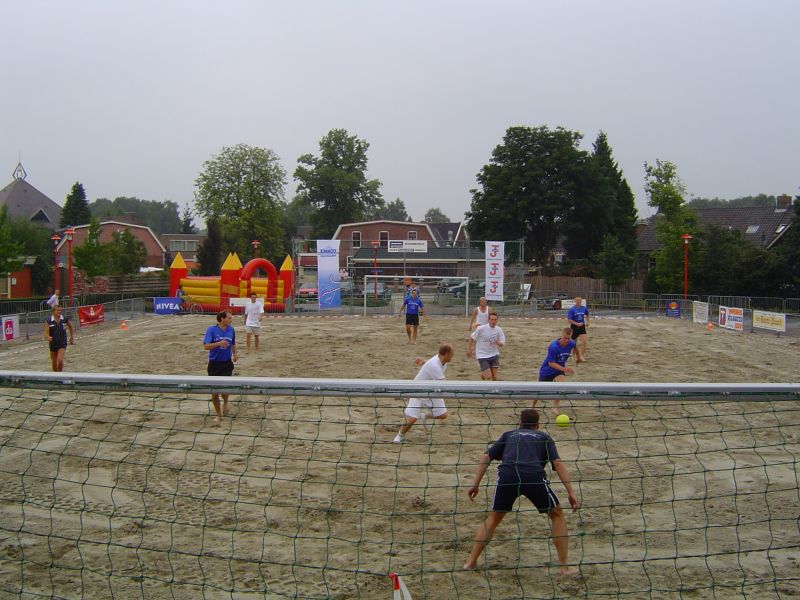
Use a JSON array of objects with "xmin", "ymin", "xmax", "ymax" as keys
[
  {"xmin": 362, "ymin": 274, "xmax": 470, "ymax": 316},
  {"xmin": 0, "ymin": 371, "xmax": 798, "ymax": 599}
]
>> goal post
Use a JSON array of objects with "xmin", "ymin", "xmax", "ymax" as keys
[{"xmin": 362, "ymin": 274, "xmax": 470, "ymax": 317}]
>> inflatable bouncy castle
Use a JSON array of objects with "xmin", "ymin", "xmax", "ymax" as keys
[{"xmin": 168, "ymin": 252, "xmax": 294, "ymax": 313}]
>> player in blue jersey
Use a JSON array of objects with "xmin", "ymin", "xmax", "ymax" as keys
[
  {"xmin": 400, "ymin": 289, "xmax": 425, "ymax": 344},
  {"xmin": 566, "ymin": 296, "xmax": 590, "ymax": 358},
  {"xmin": 203, "ymin": 310, "xmax": 239, "ymax": 423},
  {"xmin": 463, "ymin": 409, "xmax": 580, "ymax": 575},
  {"xmin": 536, "ymin": 327, "xmax": 584, "ymax": 414}
]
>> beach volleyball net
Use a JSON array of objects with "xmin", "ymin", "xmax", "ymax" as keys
[{"xmin": 0, "ymin": 372, "xmax": 798, "ymax": 599}]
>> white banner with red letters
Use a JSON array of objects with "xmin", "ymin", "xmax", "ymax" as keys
[
  {"xmin": 485, "ymin": 241, "xmax": 504, "ymax": 301},
  {"xmin": 78, "ymin": 304, "xmax": 105, "ymax": 326}
]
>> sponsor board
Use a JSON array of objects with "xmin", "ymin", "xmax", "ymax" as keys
[
  {"xmin": 753, "ymin": 310, "xmax": 786, "ymax": 333},
  {"xmin": 154, "ymin": 297, "xmax": 183, "ymax": 314},
  {"xmin": 666, "ymin": 301, "xmax": 681, "ymax": 318},
  {"xmin": 485, "ymin": 241, "xmax": 504, "ymax": 301},
  {"xmin": 78, "ymin": 304, "xmax": 105, "ymax": 326},
  {"xmin": 317, "ymin": 240, "xmax": 341, "ymax": 309},
  {"xmin": 718, "ymin": 305, "xmax": 744, "ymax": 331},
  {"xmin": 561, "ymin": 299, "xmax": 576, "ymax": 310},
  {"xmin": 1, "ymin": 315, "xmax": 19, "ymax": 341},
  {"xmin": 692, "ymin": 301, "xmax": 709, "ymax": 324},
  {"xmin": 388, "ymin": 240, "xmax": 428, "ymax": 253}
]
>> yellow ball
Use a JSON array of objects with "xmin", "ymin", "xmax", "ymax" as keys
[{"xmin": 555, "ymin": 414, "xmax": 570, "ymax": 427}]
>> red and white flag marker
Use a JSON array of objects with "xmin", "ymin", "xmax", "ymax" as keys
[{"xmin": 388, "ymin": 573, "xmax": 413, "ymax": 599}]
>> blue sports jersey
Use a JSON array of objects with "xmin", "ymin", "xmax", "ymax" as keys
[
  {"xmin": 487, "ymin": 428, "xmax": 559, "ymax": 480},
  {"xmin": 567, "ymin": 305, "xmax": 589, "ymax": 324},
  {"xmin": 538, "ymin": 339, "xmax": 577, "ymax": 379},
  {"xmin": 403, "ymin": 296, "xmax": 424, "ymax": 315},
  {"xmin": 204, "ymin": 324, "xmax": 236, "ymax": 362}
]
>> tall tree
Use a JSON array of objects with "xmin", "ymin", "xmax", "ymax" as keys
[
  {"xmin": 196, "ymin": 217, "xmax": 223, "ymax": 276},
  {"xmin": 776, "ymin": 197, "xmax": 800, "ymax": 296},
  {"xmin": 590, "ymin": 132, "xmax": 638, "ymax": 256},
  {"xmin": 60, "ymin": 182, "xmax": 91, "ymax": 227},
  {"xmin": 644, "ymin": 160, "xmax": 700, "ymax": 292},
  {"xmin": 107, "ymin": 229, "xmax": 147, "ymax": 275},
  {"xmin": 594, "ymin": 234, "xmax": 633, "ymax": 289},
  {"xmin": 89, "ymin": 196, "xmax": 182, "ymax": 234},
  {"xmin": 9, "ymin": 215, "xmax": 54, "ymax": 293},
  {"xmin": 423, "ymin": 207, "xmax": 450, "ymax": 223},
  {"xmin": 466, "ymin": 126, "xmax": 587, "ymax": 265},
  {"xmin": 370, "ymin": 198, "xmax": 409, "ymax": 221},
  {"xmin": 194, "ymin": 144, "xmax": 287, "ymax": 261},
  {"xmin": 72, "ymin": 218, "xmax": 110, "ymax": 282},
  {"xmin": 294, "ymin": 129, "xmax": 383, "ymax": 237},
  {"xmin": 180, "ymin": 205, "xmax": 197, "ymax": 234},
  {"xmin": 0, "ymin": 205, "xmax": 24, "ymax": 276}
]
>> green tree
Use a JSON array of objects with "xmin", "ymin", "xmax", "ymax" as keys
[
  {"xmin": 196, "ymin": 217, "xmax": 223, "ymax": 276},
  {"xmin": 60, "ymin": 182, "xmax": 91, "ymax": 227},
  {"xmin": 89, "ymin": 196, "xmax": 182, "ymax": 234},
  {"xmin": 195, "ymin": 144, "xmax": 287, "ymax": 261},
  {"xmin": 180, "ymin": 205, "xmax": 197, "ymax": 234},
  {"xmin": 423, "ymin": 207, "xmax": 450, "ymax": 223},
  {"xmin": 466, "ymin": 126, "xmax": 588, "ymax": 265},
  {"xmin": 594, "ymin": 234, "xmax": 633, "ymax": 289},
  {"xmin": 775, "ymin": 197, "xmax": 800, "ymax": 296},
  {"xmin": 644, "ymin": 160, "xmax": 700, "ymax": 292},
  {"xmin": 688, "ymin": 194, "xmax": 776, "ymax": 209},
  {"xmin": 72, "ymin": 218, "xmax": 110, "ymax": 282},
  {"xmin": 0, "ymin": 205, "xmax": 24, "ymax": 275},
  {"xmin": 590, "ymin": 132, "xmax": 638, "ymax": 257},
  {"xmin": 9, "ymin": 216, "xmax": 54, "ymax": 293},
  {"xmin": 371, "ymin": 198, "xmax": 409, "ymax": 221},
  {"xmin": 294, "ymin": 129, "xmax": 384, "ymax": 237},
  {"xmin": 107, "ymin": 228, "xmax": 147, "ymax": 275}
]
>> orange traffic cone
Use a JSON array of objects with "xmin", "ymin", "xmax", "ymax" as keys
[
  {"xmin": 121, "ymin": 320, "xmax": 128, "ymax": 331},
  {"xmin": 707, "ymin": 321, "xmax": 713, "ymax": 332}
]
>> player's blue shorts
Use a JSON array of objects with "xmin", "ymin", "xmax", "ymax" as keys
[{"xmin": 492, "ymin": 475, "xmax": 560, "ymax": 513}]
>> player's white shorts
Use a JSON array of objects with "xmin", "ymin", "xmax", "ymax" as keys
[
  {"xmin": 404, "ymin": 397, "xmax": 447, "ymax": 419},
  {"xmin": 245, "ymin": 325, "xmax": 261, "ymax": 335}
]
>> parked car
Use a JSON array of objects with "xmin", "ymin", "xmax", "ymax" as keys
[
  {"xmin": 297, "ymin": 285, "xmax": 318, "ymax": 299},
  {"xmin": 436, "ymin": 278, "xmax": 463, "ymax": 293},
  {"xmin": 363, "ymin": 282, "xmax": 393, "ymax": 301},
  {"xmin": 541, "ymin": 292, "xmax": 568, "ymax": 310},
  {"xmin": 447, "ymin": 280, "xmax": 484, "ymax": 299}
]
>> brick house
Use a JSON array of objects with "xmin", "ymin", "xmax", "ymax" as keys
[{"xmin": 63, "ymin": 219, "xmax": 167, "ymax": 268}]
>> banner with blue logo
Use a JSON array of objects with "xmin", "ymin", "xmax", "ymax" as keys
[
  {"xmin": 317, "ymin": 240, "xmax": 341, "ymax": 309},
  {"xmin": 154, "ymin": 297, "xmax": 183, "ymax": 314}
]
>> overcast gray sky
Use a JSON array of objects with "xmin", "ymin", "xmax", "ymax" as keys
[{"xmin": 3, "ymin": 1, "xmax": 798, "ymax": 225}]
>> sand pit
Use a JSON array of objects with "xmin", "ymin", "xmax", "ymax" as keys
[{"xmin": 0, "ymin": 314, "xmax": 798, "ymax": 599}]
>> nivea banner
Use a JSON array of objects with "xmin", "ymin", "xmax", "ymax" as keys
[
  {"xmin": 155, "ymin": 297, "xmax": 183, "ymax": 315},
  {"xmin": 485, "ymin": 241, "xmax": 504, "ymax": 301},
  {"xmin": 317, "ymin": 240, "xmax": 341, "ymax": 309}
]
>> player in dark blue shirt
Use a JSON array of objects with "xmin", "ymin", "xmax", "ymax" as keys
[
  {"xmin": 464, "ymin": 409, "xmax": 580, "ymax": 575},
  {"xmin": 203, "ymin": 310, "xmax": 239, "ymax": 423},
  {"xmin": 566, "ymin": 296, "xmax": 590, "ymax": 358},
  {"xmin": 400, "ymin": 290, "xmax": 425, "ymax": 344},
  {"xmin": 536, "ymin": 327, "xmax": 584, "ymax": 414}
]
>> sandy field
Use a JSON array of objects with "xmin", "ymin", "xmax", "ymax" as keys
[{"xmin": 0, "ymin": 314, "xmax": 799, "ymax": 599}]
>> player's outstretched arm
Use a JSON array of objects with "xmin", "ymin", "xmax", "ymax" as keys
[
  {"xmin": 553, "ymin": 459, "xmax": 580, "ymax": 511},
  {"xmin": 467, "ymin": 453, "xmax": 491, "ymax": 500}
]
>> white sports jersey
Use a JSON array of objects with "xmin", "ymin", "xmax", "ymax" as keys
[
  {"xmin": 244, "ymin": 301, "xmax": 264, "ymax": 327},
  {"xmin": 471, "ymin": 323, "xmax": 505, "ymax": 359},
  {"xmin": 415, "ymin": 355, "xmax": 447, "ymax": 381},
  {"xmin": 475, "ymin": 306, "xmax": 490, "ymax": 326}
]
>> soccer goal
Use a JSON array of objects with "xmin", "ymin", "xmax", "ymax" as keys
[
  {"xmin": 1, "ymin": 369, "xmax": 798, "ymax": 600},
  {"xmin": 362, "ymin": 274, "xmax": 470, "ymax": 317}
]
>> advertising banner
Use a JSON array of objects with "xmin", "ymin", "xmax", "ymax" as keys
[
  {"xmin": 154, "ymin": 297, "xmax": 182, "ymax": 315},
  {"xmin": 718, "ymin": 305, "xmax": 744, "ymax": 331},
  {"xmin": 317, "ymin": 240, "xmax": 341, "ymax": 309},
  {"xmin": 665, "ymin": 301, "xmax": 681, "ymax": 318},
  {"xmin": 692, "ymin": 301, "xmax": 709, "ymax": 324},
  {"xmin": 485, "ymin": 241, "xmax": 504, "ymax": 301},
  {"xmin": 753, "ymin": 310, "xmax": 786, "ymax": 333},
  {"xmin": 388, "ymin": 240, "xmax": 428, "ymax": 253},
  {"xmin": 78, "ymin": 304, "xmax": 105, "ymax": 326},
  {"xmin": 1, "ymin": 315, "xmax": 19, "ymax": 341}
]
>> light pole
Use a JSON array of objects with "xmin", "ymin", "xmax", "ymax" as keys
[
  {"xmin": 681, "ymin": 233, "xmax": 692, "ymax": 301},
  {"xmin": 250, "ymin": 239, "xmax": 260, "ymax": 258},
  {"xmin": 371, "ymin": 241, "xmax": 379, "ymax": 300},
  {"xmin": 51, "ymin": 233, "xmax": 61, "ymax": 295},
  {"xmin": 64, "ymin": 228, "xmax": 74, "ymax": 309}
]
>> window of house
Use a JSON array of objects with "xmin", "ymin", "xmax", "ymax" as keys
[
  {"xmin": 352, "ymin": 231, "xmax": 361, "ymax": 248},
  {"xmin": 379, "ymin": 231, "xmax": 389, "ymax": 248},
  {"xmin": 776, "ymin": 224, "xmax": 787, "ymax": 234},
  {"xmin": 745, "ymin": 225, "xmax": 760, "ymax": 234},
  {"xmin": 170, "ymin": 240, "xmax": 199, "ymax": 252},
  {"xmin": 407, "ymin": 230, "xmax": 417, "ymax": 240}
]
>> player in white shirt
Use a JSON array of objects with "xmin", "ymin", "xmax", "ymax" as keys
[
  {"xmin": 393, "ymin": 344, "xmax": 455, "ymax": 444},
  {"xmin": 243, "ymin": 293, "xmax": 265, "ymax": 352},
  {"xmin": 467, "ymin": 312, "xmax": 505, "ymax": 380}
]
